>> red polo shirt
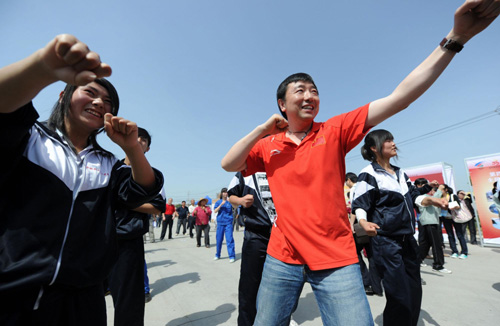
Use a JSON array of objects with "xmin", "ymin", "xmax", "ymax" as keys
[
  {"xmin": 244, "ymin": 104, "xmax": 370, "ymax": 270},
  {"xmin": 165, "ymin": 204, "xmax": 176, "ymax": 215}
]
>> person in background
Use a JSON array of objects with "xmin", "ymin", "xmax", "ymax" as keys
[
  {"xmin": 214, "ymin": 188, "xmax": 236, "ymax": 262},
  {"xmin": 108, "ymin": 127, "xmax": 166, "ymax": 326},
  {"xmin": 228, "ymin": 172, "xmax": 276, "ymax": 326},
  {"xmin": 441, "ymin": 185, "xmax": 469, "ymax": 259},
  {"xmin": 175, "ymin": 201, "xmax": 189, "ymax": 236},
  {"xmin": 188, "ymin": 199, "xmax": 197, "ymax": 238},
  {"xmin": 192, "ymin": 198, "xmax": 212, "ymax": 248},
  {"xmin": 160, "ymin": 198, "xmax": 175, "ymax": 241},
  {"xmin": 415, "ymin": 181, "xmax": 451, "ymax": 274},
  {"xmin": 460, "ymin": 191, "xmax": 477, "ymax": 244}
]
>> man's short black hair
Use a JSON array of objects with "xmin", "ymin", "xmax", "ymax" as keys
[
  {"xmin": 276, "ymin": 73, "xmax": 317, "ymax": 119},
  {"xmin": 138, "ymin": 127, "xmax": 152, "ymax": 147},
  {"xmin": 346, "ymin": 172, "xmax": 358, "ymax": 183}
]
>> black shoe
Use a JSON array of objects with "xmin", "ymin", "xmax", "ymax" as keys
[
  {"xmin": 205, "ymin": 244, "xmax": 210, "ymax": 248},
  {"xmin": 145, "ymin": 292, "xmax": 152, "ymax": 303},
  {"xmin": 190, "ymin": 235, "xmax": 194, "ymax": 238},
  {"xmin": 364, "ymin": 286, "xmax": 374, "ymax": 296}
]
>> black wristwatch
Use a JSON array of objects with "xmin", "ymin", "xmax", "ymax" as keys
[{"xmin": 440, "ymin": 38, "xmax": 463, "ymax": 53}]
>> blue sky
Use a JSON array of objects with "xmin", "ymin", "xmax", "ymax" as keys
[{"xmin": 2, "ymin": 1, "xmax": 499, "ymax": 201}]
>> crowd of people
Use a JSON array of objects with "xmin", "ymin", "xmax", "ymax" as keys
[{"xmin": 1, "ymin": 1, "xmax": 499, "ymax": 325}]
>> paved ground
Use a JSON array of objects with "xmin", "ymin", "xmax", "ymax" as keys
[{"xmin": 106, "ymin": 224, "xmax": 500, "ymax": 325}]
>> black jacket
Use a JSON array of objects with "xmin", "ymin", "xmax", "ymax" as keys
[
  {"xmin": 0, "ymin": 103, "xmax": 163, "ymax": 292},
  {"xmin": 352, "ymin": 162, "xmax": 428, "ymax": 236}
]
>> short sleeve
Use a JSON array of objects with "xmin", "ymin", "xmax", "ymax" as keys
[
  {"xmin": 244, "ymin": 139, "xmax": 266, "ymax": 176},
  {"xmin": 325, "ymin": 103, "xmax": 370, "ymax": 153}
]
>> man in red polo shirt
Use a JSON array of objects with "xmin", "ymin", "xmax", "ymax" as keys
[
  {"xmin": 221, "ymin": 2, "xmax": 500, "ymax": 325},
  {"xmin": 160, "ymin": 198, "xmax": 176, "ymax": 240}
]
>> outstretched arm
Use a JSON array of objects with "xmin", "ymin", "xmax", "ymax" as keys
[
  {"xmin": 366, "ymin": 0, "xmax": 500, "ymax": 127},
  {"xmin": 221, "ymin": 114, "xmax": 288, "ymax": 172},
  {"xmin": 0, "ymin": 34, "xmax": 111, "ymax": 114}
]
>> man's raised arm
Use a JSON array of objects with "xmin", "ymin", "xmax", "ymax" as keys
[
  {"xmin": 221, "ymin": 114, "xmax": 288, "ymax": 172},
  {"xmin": 366, "ymin": 0, "xmax": 499, "ymax": 128}
]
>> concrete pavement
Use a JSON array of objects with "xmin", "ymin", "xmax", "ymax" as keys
[{"xmin": 106, "ymin": 224, "xmax": 500, "ymax": 325}]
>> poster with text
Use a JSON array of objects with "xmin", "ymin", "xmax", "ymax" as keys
[{"xmin": 465, "ymin": 153, "xmax": 500, "ymax": 245}]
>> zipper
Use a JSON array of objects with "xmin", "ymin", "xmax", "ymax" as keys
[
  {"xmin": 49, "ymin": 151, "xmax": 86, "ymax": 285},
  {"xmin": 36, "ymin": 126, "xmax": 89, "ymax": 286}
]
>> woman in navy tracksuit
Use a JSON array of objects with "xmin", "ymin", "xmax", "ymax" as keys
[
  {"xmin": 0, "ymin": 35, "xmax": 163, "ymax": 325},
  {"xmin": 352, "ymin": 130, "xmax": 432, "ymax": 326}
]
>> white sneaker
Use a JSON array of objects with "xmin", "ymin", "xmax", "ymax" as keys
[
  {"xmin": 229, "ymin": 258, "xmax": 235, "ymax": 263},
  {"xmin": 289, "ymin": 320, "xmax": 299, "ymax": 326},
  {"xmin": 433, "ymin": 268, "xmax": 452, "ymax": 274},
  {"xmin": 459, "ymin": 254, "xmax": 468, "ymax": 259},
  {"xmin": 451, "ymin": 253, "xmax": 459, "ymax": 258},
  {"xmin": 213, "ymin": 256, "xmax": 220, "ymax": 261},
  {"xmin": 420, "ymin": 262, "xmax": 427, "ymax": 267}
]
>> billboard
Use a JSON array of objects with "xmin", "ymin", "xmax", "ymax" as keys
[
  {"xmin": 404, "ymin": 162, "xmax": 456, "ymax": 190},
  {"xmin": 465, "ymin": 153, "xmax": 500, "ymax": 246}
]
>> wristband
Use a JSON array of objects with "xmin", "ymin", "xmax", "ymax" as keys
[{"xmin": 440, "ymin": 38, "xmax": 463, "ymax": 53}]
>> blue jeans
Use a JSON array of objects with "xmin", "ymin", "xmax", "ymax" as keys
[
  {"xmin": 215, "ymin": 223, "xmax": 235, "ymax": 259},
  {"xmin": 254, "ymin": 255, "xmax": 373, "ymax": 326}
]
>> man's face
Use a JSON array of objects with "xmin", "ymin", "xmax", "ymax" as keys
[
  {"xmin": 138, "ymin": 136, "xmax": 150, "ymax": 153},
  {"xmin": 346, "ymin": 179, "xmax": 353, "ymax": 188},
  {"xmin": 190, "ymin": 199, "xmax": 195, "ymax": 205},
  {"xmin": 168, "ymin": 198, "xmax": 173, "ymax": 205},
  {"xmin": 279, "ymin": 81, "xmax": 319, "ymax": 122},
  {"xmin": 182, "ymin": 201, "xmax": 186, "ymax": 207}
]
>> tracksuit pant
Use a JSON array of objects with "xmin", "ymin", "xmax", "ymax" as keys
[
  {"xmin": 238, "ymin": 229, "xmax": 270, "ymax": 326},
  {"xmin": 109, "ymin": 237, "xmax": 145, "ymax": 326},
  {"xmin": 372, "ymin": 234, "xmax": 422, "ymax": 326}
]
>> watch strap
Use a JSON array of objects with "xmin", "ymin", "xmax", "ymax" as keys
[{"xmin": 440, "ymin": 38, "xmax": 463, "ymax": 53}]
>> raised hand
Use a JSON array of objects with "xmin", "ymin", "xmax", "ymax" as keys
[
  {"xmin": 452, "ymin": 0, "xmax": 500, "ymax": 43},
  {"xmin": 104, "ymin": 114, "xmax": 139, "ymax": 151},
  {"xmin": 260, "ymin": 114, "xmax": 289, "ymax": 136},
  {"xmin": 39, "ymin": 34, "xmax": 112, "ymax": 86}
]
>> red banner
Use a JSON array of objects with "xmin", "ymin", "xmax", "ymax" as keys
[{"xmin": 465, "ymin": 154, "xmax": 500, "ymax": 245}]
